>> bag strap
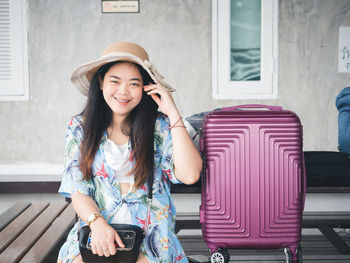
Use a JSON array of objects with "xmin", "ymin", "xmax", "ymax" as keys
[{"xmin": 143, "ymin": 174, "xmax": 153, "ymax": 234}]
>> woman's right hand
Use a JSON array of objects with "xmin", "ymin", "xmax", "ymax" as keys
[{"xmin": 89, "ymin": 217, "xmax": 125, "ymax": 257}]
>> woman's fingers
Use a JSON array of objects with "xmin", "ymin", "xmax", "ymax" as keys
[
  {"xmin": 150, "ymin": 94, "xmax": 161, "ymax": 105},
  {"xmin": 89, "ymin": 220, "xmax": 123, "ymax": 257},
  {"xmin": 144, "ymin": 84, "xmax": 169, "ymax": 102},
  {"xmin": 114, "ymin": 232, "xmax": 125, "ymax": 249},
  {"xmin": 96, "ymin": 246, "xmax": 104, "ymax": 257},
  {"xmin": 143, "ymin": 84, "xmax": 159, "ymax": 91},
  {"xmin": 91, "ymin": 243, "xmax": 97, "ymax": 255},
  {"xmin": 108, "ymin": 240, "xmax": 117, "ymax": 255},
  {"xmin": 144, "ymin": 84, "xmax": 176, "ymax": 116},
  {"xmin": 92, "ymin": 244, "xmax": 113, "ymax": 257},
  {"xmin": 103, "ymin": 247, "xmax": 111, "ymax": 257},
  {"xmin": 144, "ymin": 84, "xmax": 167, "ymax": 95},
  {"xmin": 144, "ymin": 85, "xmax": 162, "ymax": 105},
  {"xmin": 91, "ymin": 237, "xmax": 117, "ymax": 257}
]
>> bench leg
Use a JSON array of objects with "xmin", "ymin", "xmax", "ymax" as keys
[{"xmin": 317, "ymin": 225, "xmax": 350, "ymax": 254}]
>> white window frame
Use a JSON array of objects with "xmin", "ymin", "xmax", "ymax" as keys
[
  {"xmin": 212, "ymin": 0, "xmax": 278, "ymax": 100},
  {"xmin": 0, "ymin": 0, "xmax": 29, "ymax": 101}
]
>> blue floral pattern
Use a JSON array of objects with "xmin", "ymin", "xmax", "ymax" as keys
[{"xmin": 57, "ymin": 113, "xmax": 188, "ymax": 263}]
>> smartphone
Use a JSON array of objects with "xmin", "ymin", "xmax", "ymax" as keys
[{"xmin": 86, "ymin": 230, "xmax": 136, "ymax": 251}]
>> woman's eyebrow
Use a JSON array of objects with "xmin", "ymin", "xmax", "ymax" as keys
[
  {"xmin": 108, "ymin": 75, "xmax": 121, "ymax": 80},
  {"xmin": 108, "ymin": 75, "xmax": 141, "ymax": 81},
  {"xmin": 129, "ymin": 77, "xmax": 142, "ymax": 82}
]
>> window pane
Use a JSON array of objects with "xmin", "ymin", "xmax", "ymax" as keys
[
  {"xmin": 230, "ymin": 0, "xmax": 261, "ymax": 81},
  {"xmin": 0, "ymin": 0, "xmax": 29, "ymax": 100}
]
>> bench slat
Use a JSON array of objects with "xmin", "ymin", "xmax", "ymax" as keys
[
  {"xmin": 303, "ymin": 212, "xmax": 350, "ymax": 227},
  {"xmin": 0, "ymin": 202, "xmax": 31, "ymax": 232},
  {"xmin": 0, "ymin": 202, "xmax": 49, "ymax": 254},
  {"xmin": 0, "ymin": 202, "xmax": 68, "ymax": 263},
  {"xmin": 19, "ymin": 203, "xmax": 75, "ymax": 263}
]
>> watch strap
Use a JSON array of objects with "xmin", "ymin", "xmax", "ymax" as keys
[{"xmin": 87, "ymin": 213, "xmax": 102, "ymax": 227}]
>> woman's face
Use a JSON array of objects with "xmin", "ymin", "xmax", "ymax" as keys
[{"xmin": 100, "ymin": 62, "xmax": 143, "ymax": 120}]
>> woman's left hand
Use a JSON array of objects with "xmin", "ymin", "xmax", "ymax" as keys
[
  {"xmin": 145, "ymin": 84, "xmax": 202, "ymax": 186},
  {"xmin": 144, "ymin": 84, "xmax": 177, "ymax": 117}
]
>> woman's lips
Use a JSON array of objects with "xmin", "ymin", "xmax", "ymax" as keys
[{"xmin": 115, "ymin": 97, "xmax": 131, "ymax": 105}]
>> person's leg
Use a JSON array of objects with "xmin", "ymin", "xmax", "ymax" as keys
[
  {"xmin": 137, "ymin": 252, "xmax": 149, "ymax": 263},
  {"xmin": 72, "ymin": 254, "xmax": 84, "ymax": 263}
]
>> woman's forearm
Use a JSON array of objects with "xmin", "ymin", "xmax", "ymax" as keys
[
  {"xmin": 168, "ymin": 110, "xmax": 202, "ymax": 185},
  {"xmin": 143, "ymin": 84, "xmax": 202, "ymax": 185},
  {"xmin": 71, "ymin": 191, "xmax": 101, "ymax": 224}
]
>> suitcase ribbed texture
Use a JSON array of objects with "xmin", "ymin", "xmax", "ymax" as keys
[{"xmin": 200, "ymin": 109, "xmax": 305, "ymax": 251}]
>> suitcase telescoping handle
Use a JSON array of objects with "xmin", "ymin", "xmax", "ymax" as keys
[{"xmin": 221, "ymin": 104, "xmax": 283, "ymax": 111}]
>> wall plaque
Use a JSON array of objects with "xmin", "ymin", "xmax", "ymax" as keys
[
  {"xmin": 339, "ymin": 27, "xmax": 350, "ymax": 73},
  {"xmin": 102, "ymin": 0, "xmax": 139, "ymax": 13}
]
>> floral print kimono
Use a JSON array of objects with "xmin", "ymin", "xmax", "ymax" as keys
[{"xmin": 57, "ymin": 113, "xmax": 188, "ymax": 263}]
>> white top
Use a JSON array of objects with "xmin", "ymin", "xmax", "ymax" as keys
[
  {"xmin": 104, "ymin": 139, "xmax": 133, "ymax": 224},
  {"xmin": 111, "ymin": 193, "xmax": 132, "ymax": 224},
  {"xmin": 104, "ymin": 139, "xmax": 133, "ymax": 183}
]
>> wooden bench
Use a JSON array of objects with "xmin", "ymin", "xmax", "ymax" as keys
[
  {"xmin": 1, "ymin": 182, "xmax": 349, "ymax": 259},
  {"xmin": 175, "ymin": 211, "xmax": 350, "ymax": 255},
  {"xmin": 0, "ymin": 201, "xmax": 75, "ymax": 263}
]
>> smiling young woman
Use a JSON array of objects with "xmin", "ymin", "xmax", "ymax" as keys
[{"xmin": 57, "ymin": 42, "xmax": 202, "ymax": 263}]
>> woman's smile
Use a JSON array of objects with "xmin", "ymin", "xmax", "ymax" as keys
[{"xmin": 115, "ymin": 97, "xmax": 131, "ymax": 105}]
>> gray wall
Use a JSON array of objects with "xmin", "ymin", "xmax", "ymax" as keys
[{"xmin": 1, "ymin": 0, "xmax": 350, "ymax": 165}]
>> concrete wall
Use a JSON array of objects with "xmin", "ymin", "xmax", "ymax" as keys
[
  {"xmin": 1, "ymin": 0, "xmax": 350, "ymax": 165},
  {"xmin": 1, "ymin": 1, "xmax": 350, "ymax": 212}
]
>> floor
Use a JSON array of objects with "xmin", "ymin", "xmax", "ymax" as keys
[
  {"xmin": 45, "ymin": 232, "xmax": 350, "ymax": 262},
  {"xmin": 180, "ymin": 234, "xmax": 350, "ymax": 263}
]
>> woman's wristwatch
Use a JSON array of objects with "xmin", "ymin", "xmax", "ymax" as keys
[{"xmin": 87, "ymin": 213, "xmax": 102, "ymax": 227}]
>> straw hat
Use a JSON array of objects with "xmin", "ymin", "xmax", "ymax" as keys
[{"xmin": 70, "ymin": 42, "xmax": 175, "ymax": 96}]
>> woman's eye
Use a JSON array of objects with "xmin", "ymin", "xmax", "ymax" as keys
[{"xmin": 130, "ymin": 83, "xmax": 140, "ymax": 87}]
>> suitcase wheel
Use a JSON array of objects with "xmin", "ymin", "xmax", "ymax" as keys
[
  {"xmin": 284, "ymin": 247, "xmax": 292, "ymax": 263},
  {"xmin": 284, "ymin": 245, "xmax": 303, "ymax": 263},
  {"xmin": 210, "ymin": 248, "xmax": 230, "ymax": 263}
]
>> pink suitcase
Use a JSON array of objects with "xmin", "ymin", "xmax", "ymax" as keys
[{"xmin": 199, "ymin": 105, "xmax": 306, "ymax": 263}]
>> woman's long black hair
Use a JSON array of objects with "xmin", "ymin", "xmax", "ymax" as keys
[{"xmin": 79, "ymin": 61, "xmax": 158, "ymax": 188}]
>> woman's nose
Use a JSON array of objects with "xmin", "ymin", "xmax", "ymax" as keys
[{"xmin": 117, "ymin": 82, "xmax": 129, "ymax": 94}]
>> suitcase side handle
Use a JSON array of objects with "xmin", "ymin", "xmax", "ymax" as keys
[
  {"xmin": 221, "ymin": 104, "xmax": 283, "ymax": 111},
  {"xmin": 301, "ymin": 156, "xmax": 307, "ymax": 211}
]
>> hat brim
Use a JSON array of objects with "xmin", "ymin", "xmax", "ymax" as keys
[{"xmin": 70, "ymin": 52, "xmax": 174, "ymax": 96}]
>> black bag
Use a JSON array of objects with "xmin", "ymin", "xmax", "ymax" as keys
[
  {"xmin": 79, "ymin": 224, "xmax": 144, "ymax": 263},
  {"xmin": 304, "ymin": 151, "xmax": 350, "ymax": 187},
  {"xmin": 78, "ymin": 175, "xmax": 153, "ymax": 263}
]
